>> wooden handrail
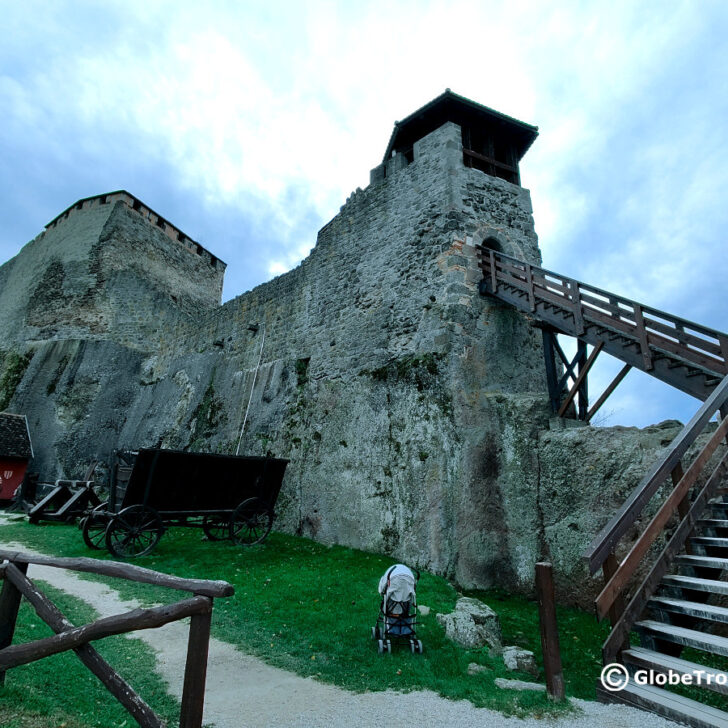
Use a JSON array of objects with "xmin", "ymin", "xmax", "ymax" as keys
[
  {"xmin": 583, "ymin": 374, "xmax": 728, "ymax": 574},
  {"xmin": 594, "ymin": 415, "xmax": 728, "ymax": 620},
  {"xmin": 0, "ymin": 549, "xmax": 234, "ymax": 598},
  {"xmin": 477, "ymin": 248, "xmax": 728, "ymax": 376},
  {"xmin": 601, "ymin": 451, "xmax": 728, "ymax": 662}
]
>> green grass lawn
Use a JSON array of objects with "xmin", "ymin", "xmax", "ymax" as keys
[{"xmin": 0, "ymin": 517, "xmax": 610, "ymax": 724}]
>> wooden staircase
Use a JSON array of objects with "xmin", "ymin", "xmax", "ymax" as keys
[
  {"xmin": 476, "ymin": 248, "xmax": 728, "ymax": 726},
  {"xmin": 476, "ymin": 247, "xmax": 728, "ymax": 402}
]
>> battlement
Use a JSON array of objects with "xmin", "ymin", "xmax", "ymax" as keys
[{"xmin": 44, "ymin": 190, "xmax": 226, "ymax": 272}]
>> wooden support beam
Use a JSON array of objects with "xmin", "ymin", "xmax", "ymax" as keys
[
  {"xmin": 489, "ymin": 249, "xmax": 497, "ymax": 294},
  {"xmin": 586, "ymin": 364, "xmax": 632, "ymax": 422},
  {"xmin": 179, "ymin": 606, "xmax": 213, "ymax": 728},
  {"xmin": 0, "ymin": 549, "xmax": 233, "ymax": 598},
  {"xmin": 535, "ymin": 562, "xmax": 565, "ymax": 701},
  {"xmin": 633, "ymin": 304, "xmax": 653, "ymax": 371},
  {"xmin": 542, "ymin": 329, "xmax": 562, "ymax": 413},
  {"xmin": 557, "ymin": 342, "xmax": 604, "ymax": 418},
  {"xmin": 3, "ymin": 562, "xmax": 164, "ymax": 728},
  {"xmin": 0, "ymin": 595, "xmax": 210, "ymax": 671}
]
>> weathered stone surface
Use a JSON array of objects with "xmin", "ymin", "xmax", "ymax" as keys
[
  {"xmin": 436, "ymin": 597, "xmax": 503, "ymax": 649},
  {"xmin": 502, "ymin": 646, "xmax": 538, "ymax": 676},
  {"xmin": 0, "ymin": 97, "xmax": 710, "ymax": 605},
  {"xmin": 494, "ymin": 678, "xmax": 545, "ymax": 692},
  {"xmin": 467, "ymin": 662, "xmax": 490, "ymax": 675}
]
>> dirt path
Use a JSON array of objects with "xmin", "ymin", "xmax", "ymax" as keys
[{"xmin": 3, "ymin": 536, "xmax": 679, "ymax": 728}]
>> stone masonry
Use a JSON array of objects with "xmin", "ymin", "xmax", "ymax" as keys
[{"xmin": 0, "ymin": 97, "xmax": 695, "ymax": 605}]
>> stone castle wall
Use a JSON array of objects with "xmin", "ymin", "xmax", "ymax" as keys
[
  {"xmin": 0, "ymin": 197, "xmax": 224, "ymax": 351},
  {"xmin": 0, "ymin": 119, "xmax": 693, "ymax": 605}
]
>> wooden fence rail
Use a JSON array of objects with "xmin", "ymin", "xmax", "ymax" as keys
[{"xmin": 0, "ymin": 550, "xmax": 233, "ymax": 728}]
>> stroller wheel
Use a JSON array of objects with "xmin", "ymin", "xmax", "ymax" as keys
[
  {"xmin": 386, "ymin": 639, "xmax": 392, "ymax": 653},
  {"xmin": 377, "ymin": 639, "xmax": 385, "ymax": 654},
  {"xmin": 372, "ymin": 626, "xmax": 381, "ymax": 640}
]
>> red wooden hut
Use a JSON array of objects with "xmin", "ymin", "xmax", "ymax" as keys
[{"xmin": 0, "ymin": 413, "xmax": 33, "ymax": 501}]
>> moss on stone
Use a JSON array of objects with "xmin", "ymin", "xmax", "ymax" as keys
[{"xmin": 0, "ymin": 349, "xmax": 34, "ymax": 411}]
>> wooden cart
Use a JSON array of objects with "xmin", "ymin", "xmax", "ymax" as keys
[{"xmin": 81, "ymin": 448, "xmax": 289, "ymax": 558}]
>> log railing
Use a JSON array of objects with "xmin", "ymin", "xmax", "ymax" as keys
[
  {"xmin": 582, "ymin": 375, "xmax": 728, "ymax": 662},
  {"xmin": 478, "ymin": 248, "xmax": 728, "ymax": 383},
  {"xmin": 0, "ymin": 549, "xmax": 234, "ymax": 728}
]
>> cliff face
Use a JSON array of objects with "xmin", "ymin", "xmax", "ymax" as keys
[{"xmin": 0, "ymin": 118, "xmax": 689, "ymax": 604}]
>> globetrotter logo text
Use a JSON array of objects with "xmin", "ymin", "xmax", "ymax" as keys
[{"xmin": 600, "ymin": 663, "xmax": 728, "ymax": 691}]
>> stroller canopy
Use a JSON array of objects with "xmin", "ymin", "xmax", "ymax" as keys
[{"xmin": 378, "ymin": 564, "xmax": 416, "ymax": 602}]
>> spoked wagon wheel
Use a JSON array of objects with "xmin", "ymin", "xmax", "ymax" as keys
[
  {"xmin": 105, "ymin": 505, "xmax": 164, "ymax": 558},
  {"xmin": 202, "ymin": 515, "xmax": 230, "ymax": 541},
  {"xmin": 230, "ymin": 497, "xmax": 273, "ymax": 546},
  {"xmin": 81, "ymin": 501, "xmax": 109, "ymax": 550}
]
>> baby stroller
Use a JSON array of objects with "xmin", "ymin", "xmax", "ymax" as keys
[{"xmin": 372, "ymin": 564, "xmax": 423, "ymax": 654}]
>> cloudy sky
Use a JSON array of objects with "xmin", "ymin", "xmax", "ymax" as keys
[{"xmin": 2, "ymin": 0, "xmax": 727, "ymax": 428}]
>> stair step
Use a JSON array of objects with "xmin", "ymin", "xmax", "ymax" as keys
[
  {"xmin": 634, "ymin": 619, "xmax": 728, "ymax": 657},
  {"xmin": 698, "ymin": 519, "xmax": 728, "ymax": 531},
  {"xmin": 691, "ymin": 537, "xmax": 728, "ymax": 549},
  {"xmin": 648, "ymin": 597, "xmax": 728, "ymax": 624},
  {"xmin": 661, "ymin": 575, "xmax": 728, "ymax": 597},
  {"xmin": 598, "ymin": 680, "xmax": 728, "ymax": 728},
  {"xmin": 676, "ymin": 554, "xmax": 728, "ymax": 570},
  {"xmin": 623, "ymin": 646, "xmax": 728, "ymax": 696}
]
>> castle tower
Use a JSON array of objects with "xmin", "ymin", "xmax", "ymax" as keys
[{"xmin": 1, "ymin": 92, "xmax": 553, "ymax": 594}]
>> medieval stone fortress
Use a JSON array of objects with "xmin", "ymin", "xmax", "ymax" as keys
[{"xmin": 2, "ymin": 91, "xmax": 727, "ymax": 724}]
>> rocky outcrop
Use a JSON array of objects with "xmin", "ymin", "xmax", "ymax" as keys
[{"xmin": 436, "ymin": 597, "xmax": 503, "ymax": 649}]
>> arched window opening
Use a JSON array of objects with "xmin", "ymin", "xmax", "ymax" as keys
[{"xmin": 482, "ymin": 236, "xmax": 503, "ymax": 253}]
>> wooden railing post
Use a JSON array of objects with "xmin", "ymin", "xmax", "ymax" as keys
[
  {"xmin": 525, "ymin": 263, "xmax": 536, "ymax": 311},
  {"xmin": 535, "ymin": 562, "xmax": 565, "ymax": 701},
  {"xmin": 179, "ymin": 600, "xmax": 213, "ymax": 728},
  {"xmin": 601, "ymin": 553, "xmax": 629, "ymax": 653},
  {"xmin": 569, "ymin": 279, "xmax": 584, "ymax": 335},
  {"xmin": 0, "ymin": 562, "xmax": 27, "ymax": 686},
  {"xmin": 489, "ymin": 249, "xmax": 497, "ymax": 293},
  {"xmin": 671, "ymin": 461, "xmax": 692, "ymax": 555}
]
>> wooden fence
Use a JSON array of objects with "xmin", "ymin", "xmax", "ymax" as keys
[{"xmin": 0, "ymin": 549, "xmax": 234, "ymax": 728}]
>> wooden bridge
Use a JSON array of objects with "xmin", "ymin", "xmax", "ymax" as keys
[{"xmin": 478, "ymin": 246, "xmax": 728, "ymax": 728}]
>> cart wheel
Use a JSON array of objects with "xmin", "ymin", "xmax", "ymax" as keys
[
  {"xmin": 377, "ymin": 639, "xmax": 385, "ymax": 654},
  {"xmin": 105, "ymin": 505, "xmax": 164, "ymax": 558},
  {"xmin": 230, "ymin": 497, "xmax": 273, "ymax": 546},
  {"xmin": 202, "ymin": 515, "xmax": 230, "ymax": 541},
  {"xmin": 81, "ymin": 502, "xmax": 109, "ymax": 550}
]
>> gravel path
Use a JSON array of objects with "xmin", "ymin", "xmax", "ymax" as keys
[{"xmin": 2, "ymin": 535, "xmax": 681, "ymax": 728}]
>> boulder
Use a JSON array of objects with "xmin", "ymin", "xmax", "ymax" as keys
[
  {"xmin": 436, "ymin": 597, "xmax": 502, "ymax": 649},
  {"xmin": 502, "ymin": 645, "xmax": 538, "ymax": 676},
  {"xmin": 495, "ymin": 678, "xmax": 545, "ymax": 692},
  {"xmin": 467, "ymin": 662, "xmax": 489, "ymax": 675}
]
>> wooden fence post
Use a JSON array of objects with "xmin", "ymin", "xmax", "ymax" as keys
[
  {"xmin": 179, "ymin": 601, "xmax": 212, "ymax": 728},
  {"xmin": 535, "ymin": 562, "xmax": 565, "ymax": 701},
  {"xmin": 0, "ymin": 562, "xmax": 27, "ymax": 686}
]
